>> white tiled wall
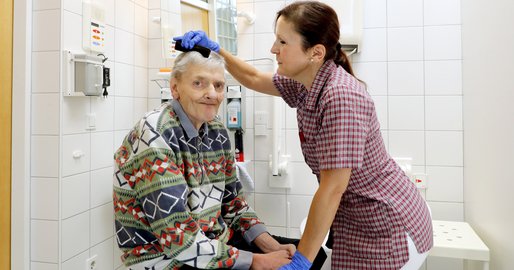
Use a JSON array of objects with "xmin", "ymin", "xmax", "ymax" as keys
[
  {"xmin": 30, "ymin": 0, "xmax": 154, "ymax": 269},
  {"xmin": 29, "ymin": 0, "xmax": 463, "ymax": 269},
  {"xmin": 237, "ymin": 0, "xmax": 463, "ymax": 269}
]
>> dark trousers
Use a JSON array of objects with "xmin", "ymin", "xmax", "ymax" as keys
[{"xmin": 180, "ymin": 233, "xmax": 327, "ymax": 270}]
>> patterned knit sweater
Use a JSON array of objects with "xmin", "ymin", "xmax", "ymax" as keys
[{"xmin": 113, "ymin": 100, "xmax": 265, "ymax": 270}]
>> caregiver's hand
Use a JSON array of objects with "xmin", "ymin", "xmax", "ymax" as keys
[
  {"xmin": 173, "ymin": 30, "xmax": 220, "ymax": 52},
  {"xmin": 278, "ymin": 251, "xmax": 312, "ymax": 270}
]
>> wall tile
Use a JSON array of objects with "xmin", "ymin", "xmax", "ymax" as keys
[
  {"xmin": 134, "ymin": 97, "xmax": 149, "ymax": 121},
  {"xmin": 425, "ymin": 60, "xmax": 462, "ymax": 95},
  {"xmin": 91, "ymin": 238, "xmax": 114, "ymax": 270},
  {"xmin": 115, "ymin": 0, "xmax": 135, "ymax": 32},
  {"xmin": 425, "ymin": 96, "xmax": 463, "ymax": 130},
  {"xmin": 31, "ymin": 262, "xmax": 59, "ymax": 270},
  {"xmin": 32, "ymin": 52, "xmax": 60, "ymax": 93},
  {"xmin": 363, "ymin": 0, "xmax": 386, "ymax": 28},
  {"xmin": 148, "ymin": 38, "xmax": 165, "ymax": 68},
  {"xmin": 62, "ymin": 133, "xmax": 91, "ymax": 177},
  {"xmin": 91, "ymin": 204, "xmax": 115, "ymax": 245},
  {"xmin": 91, "ymin": 96, "xmax": 115, "ymax": 132},
  {"xmin": 31, "ymin": 135, "xmax": 59, "ymax": 177},
  {"xmin": 31, "ymin": 220, "xmax": 59, "ymax": 263},
  {"xmin": 148, "ymin": 68, "xmax": 162, "ymax": 98},
  {"xmin": 63, "ymin": 0, "xmax": 81, "ymax": 14},
  {"xmin": 91, "ymin": 167, "xmax": 114, "ymax": 208},
  {"xmin": 134, "ymin": 66, "xmax": 149, "ymax": 98},
  {"xmin": 287, "ymin": 162, "xmax": 318, "ymax": 196},
  {"xmin": 285, "ymin": 130, "xmax": 302, "ymax": 162},
  {"xmin": 115, "ymin": 29, "xmax": 135, "ymax": 65},
  {"xmin": 426, "ymin": 131, "xmax": 463, "ymax": 166},
  {"xmin": 253, "ymin": 161, "xmax": 286, "ymax": 195},
  {"xmin": 105, "ymin": 0, "xmax": 116, "ymax": 26},
  {"xmin": 427, "ymin": 201, "xmax": 463, "ymax": 221},
  {"xmin": 389, "ymin": 131, "xmax": 425, "ymax": 165},
  {"xmin": 32, "ymin": 94, "xmax": 59, "ymax": 135},
  {"xmin": 254, "ymin": 193, "xmax": 286, "ymax": 226},
  {"xmin": 237, "ymin": 3, "xmax": 255, "ymax": 35},
  {"xmin": 105, "ymin": 26, "xmax": 116, "ymax": 60},
  {"xmin": 244, "ymin": 96, "xmax": 254, "ymax": 129},
  {"xmin": 135, "ymin": 35, "xmax": 148, "ymax": 67},
  {"xmin": 237, "ymin": 34, "xmax": 254, "ymax": 60},
  {"xmin": 352, "ymin": 28, "xmax": 387, "ymax": 62},
  {"xmin": 387, "ymin": 0, "xmax": 423, "ymax": 27},
  {"xmin": 33, "ymin": 0, "xmax": 60, "ymax": 10},
  {"xmin": 91, "ymin": 131, "xmax": 114, "ymax": 170},
  {"xmin": 285, "ymin": 106, "xmax": 297, "ymax": 130},
  {"xmin": 114, "ymin": 62, "xmax": 135, "ymax": 97},
  {"xmin": 114, "ymin": 97, "xmax": 135, "ymax": 130},
  {"xmin": 243, "ymin": 128, "xmax": 255, "ymax": 164},
  {"xmin": 113, "ymin": 237, "xmax": 124, "ymax": 269},
  {"xmin": 31, "ymin": 178, "xmax": 59, "ymax": 220},
  {"xmin": 254, "ymin": 1, "xmax": 283, "ymax": 34},
  {"xmin": 387, "ymin": 27, "xmax": 423, "ymax": 61},
  {"xmin": 33, "ymin": 10, "xmax": 60, "ymax": 51},
  {"xmin": 253, "ymin": 33, "xmax": 275, "ymax": 59},
  {"xmin": 63, "ymin": 11, "xmax": 83, "ymax": 52},
  {"xmin": 61, "ymin": 251, "xmax": 89, "ymax": 270},
  {"xmin": 424, "ymin": 25, "xmax": 462, "ymax": 60},
  {"xmin": 62, "ymin": 97, "xmax": 91, "ymax": 135},
  {"xmin": 353, "ymin": 62, "xmax": 387, "ymax": 95},
  {"xmin": 388, "ymin": 96, "xmax": 424, "ymax": 130},
  {"xmin": 388, "ymin": 61, "xmax": 424, "ymax": 95},
  {"xmin": 62, "ymin": 172, "xmax": 91, "ymax": 219},
  {"xmin": 426, "ymin": 166, "xmax": 463, "ymax": 202},
  {"xmin": 288, "ymin": 195, "xmax": 314, "ymax": 229},
  {"xmin": 62, "ymin": 211, "xmax": 90, "ymax": 261},
  {"xmin": 135, "ymin": 4, "xmax": 149, "ymax": 37},
  {"xmin": 148, "ymin": 0, "xmax": 160, "ymax": 9},
  {"xmin": 424, "ymin": 0, "xmax": 461, "ymax": 26},
  {"xmin": 148, "ymin": 9, "xmax": 161, "ymax": 39}
]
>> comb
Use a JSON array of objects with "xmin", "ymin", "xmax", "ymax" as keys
[{"xmin": 174, "ymin": 40, "xmax": 211, "ymax": 58}]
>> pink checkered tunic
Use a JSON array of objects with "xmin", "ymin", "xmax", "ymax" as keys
[{"xmin": 273, "ymin": 60, "xmax": 433, "ymax": 269}]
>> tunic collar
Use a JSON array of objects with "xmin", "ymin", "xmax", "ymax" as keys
[
  {"xmin": 171, "ymin": 99, "xmax": 207, "ymax": 138},
  {"xmin": 305, "ymin": 60, "xmax": 337, "ymax": 110}
]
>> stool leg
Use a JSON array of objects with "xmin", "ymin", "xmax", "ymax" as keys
[{"xmin": 483, "ymin": 261, "xmax": 489, "ymax": 270}]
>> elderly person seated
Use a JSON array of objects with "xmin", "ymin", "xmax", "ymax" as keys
[{"xmin": 113, "ymin": 51, "xmax": 321, "ymax": 270}]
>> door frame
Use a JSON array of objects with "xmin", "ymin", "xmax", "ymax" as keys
[
  {"xmin": 0, "ymin": 0, "xmax": 13, "ymax": 265},
  {"xmin": 11, "ymin": 1, "xmax": 32, "ymax": 269}
]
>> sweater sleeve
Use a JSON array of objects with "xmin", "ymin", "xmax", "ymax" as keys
[
  {"xmin": 220, "ymin": 133, "xmax": 267, "ymax": 245},
  {"xmin": 114, "ymin": 116, "xmax": 253, "ymax": 269}
]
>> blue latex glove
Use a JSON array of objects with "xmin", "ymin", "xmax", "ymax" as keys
[
  {"xmin": 279, "ymin": 251, "xmax": 312, "ymax": 270},
  {"xmin": 173, "ymin": 30, "xmax": 220, "ymax": 53}
]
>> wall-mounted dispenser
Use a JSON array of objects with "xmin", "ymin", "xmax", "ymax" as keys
[
  {"xmin": 63, "ymin": 50, "xmax": 106, "ymax": 97},
  {"xmin": 323, "ymin": 0, "xmax": 363, "ymax": 55},
  {"xmin": 226, "ymin": 85, "xmax": 242, "ymax": 130}
]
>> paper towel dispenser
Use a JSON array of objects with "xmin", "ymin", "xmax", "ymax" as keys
[
  {"xmin": 63, "ymin": 50, "xmax": 106, "ymax": 97},
  {"xmin": 324, "ymin": 0, "xmax": 363, "ymax": 55}
]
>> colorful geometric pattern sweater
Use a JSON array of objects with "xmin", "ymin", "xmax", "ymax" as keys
[{"xmin": 113, "ymin": 100, "xmax": 265, "ymax": 270}]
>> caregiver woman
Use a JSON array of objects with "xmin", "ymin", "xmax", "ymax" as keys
[{"xmin": 176, "ymin": 1, "xmax": 433, "ymax": 269}]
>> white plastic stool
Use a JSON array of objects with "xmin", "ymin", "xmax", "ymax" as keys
[{"xmin": 429, "ymin": 220, "xmax": 490, "ymax": 270}]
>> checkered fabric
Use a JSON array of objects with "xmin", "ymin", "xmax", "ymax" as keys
[
  {"xmin": 113, "ymin": 100, "xmax": 264, "ymax": 270},
  {"xmin": 273, "ymin": 60, "xmax": 433, "ymax": 269}
]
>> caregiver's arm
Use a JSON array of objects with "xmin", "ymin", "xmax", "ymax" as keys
[
  {"xmin": 218, "ymin": 48, "xmax": 280, "ymax": 97},
  {"xmin": 297, "ymin": 168, "xmax": 351, "ymax": 261}
]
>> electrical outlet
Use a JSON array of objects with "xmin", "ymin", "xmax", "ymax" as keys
[{"xmin": 86, "ymin": 255, "xmax": 98, "ymax": 270}]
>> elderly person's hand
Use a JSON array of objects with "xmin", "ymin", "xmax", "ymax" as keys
[
  {"xmin": 251, "ymin": 250, "xmax": 291, "ymax": 270},
  {"xmin": 173, "ymin": 30, "xmax": 220, "ymax": 52}
]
